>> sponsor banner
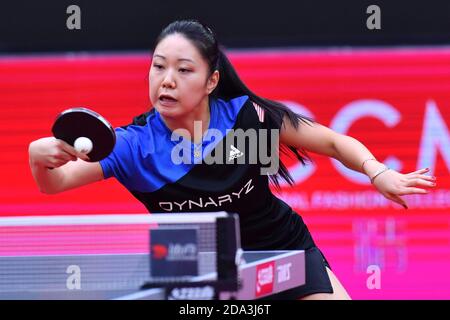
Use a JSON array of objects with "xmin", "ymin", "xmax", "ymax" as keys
[
  {"xmin": 150, "ymin": 228, "xmax": 198, "ymax": 277},
  {"xmin": 0, "ymin": 48, "xmax": 448, "ymax": 215},
  {"xmin": 255, "ymin": 261, "xmax": 275, "ymax": 297}
]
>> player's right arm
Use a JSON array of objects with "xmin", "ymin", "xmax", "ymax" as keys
[{"xmin": 28, "ymin": 137, "xmax": 104, "ymax": 194}]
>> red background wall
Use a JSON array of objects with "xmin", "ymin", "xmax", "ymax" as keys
[{"xmin": 1, "ymin": 48, "xmax": 449, "ymax": 298}]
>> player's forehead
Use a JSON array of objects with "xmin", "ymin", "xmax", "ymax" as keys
[{"xmin": 153, "ymin": 33, "xmax": 204, "ymax": 65}]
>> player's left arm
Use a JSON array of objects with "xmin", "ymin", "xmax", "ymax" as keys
[{"xmin": 279, "ymin": 116, "xmax": 437, "ymax": 209}]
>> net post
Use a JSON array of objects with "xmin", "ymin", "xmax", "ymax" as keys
[{"xmin": 216, "ymin": 213, "xmax": 241, "ymax": 292}]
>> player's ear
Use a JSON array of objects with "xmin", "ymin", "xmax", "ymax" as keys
[{"xmin": 206, "ymin": 70, "xmax": 219, "ymax": 94}]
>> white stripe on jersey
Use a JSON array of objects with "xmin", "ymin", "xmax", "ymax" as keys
[{"xmin": 252, "ymin": 101, "xmax": 265, "ymax": 123}]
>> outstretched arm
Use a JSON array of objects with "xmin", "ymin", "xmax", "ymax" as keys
[
  {"xmin": 29, "ymin": 137, "xmax": 104, "ymax": 194},
  {"xmin": 280, "ymin": 118, "xmax": 437, "ymax": 209}
]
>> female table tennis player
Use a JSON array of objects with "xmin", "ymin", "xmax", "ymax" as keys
[{"xmin": 28, "ymin": 20, "xmax": 437, "ymax": 299}]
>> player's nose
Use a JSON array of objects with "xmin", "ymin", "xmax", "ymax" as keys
[{"xmin": 161, "ymin": 70, "xmax": 176, "ymax": 88}]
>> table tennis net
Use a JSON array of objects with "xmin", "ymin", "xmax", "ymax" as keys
[{"xmin": 0, "ymin": 212, "xmax": 240, "ymax": 293}]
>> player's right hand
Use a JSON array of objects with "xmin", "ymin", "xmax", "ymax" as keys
[{"xmin": 28, "ymin": 137, "xmax": 90, "ymax": 169}]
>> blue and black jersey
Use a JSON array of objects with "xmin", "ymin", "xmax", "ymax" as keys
[
  {"xmin": 100, "ymin": 95, "xmax": 335, "ymax": 298},
  {"xmin": 101, "ymin": 96, "xmax": 311, "ymax": 251}
]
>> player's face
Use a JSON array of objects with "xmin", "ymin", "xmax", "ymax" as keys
[{"xmin": 149, "ymin": 33, "xmax": 217, "ymax": 119}]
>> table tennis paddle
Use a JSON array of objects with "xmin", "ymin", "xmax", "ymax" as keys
[{"xmin": 51, "ymin": 107, "xmax": 116, "ymax": 162}]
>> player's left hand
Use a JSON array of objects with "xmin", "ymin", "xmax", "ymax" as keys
[{"xmin": 371, "ymin": 167, "xmax": 437, "ymax": 209}]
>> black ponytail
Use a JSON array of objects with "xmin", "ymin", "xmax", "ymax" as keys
[
  {"xmin": 212, "ymin": 49, "xmax": 314, "ymax": 188},
  {"xmin": 136, "ymin": 19, "xmax": 315, "ymax": 188}
]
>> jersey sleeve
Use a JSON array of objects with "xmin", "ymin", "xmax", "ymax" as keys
[
  {"xmin": 236, "ymin": 99, "xmax": 282, "ymax": 173},
  {"xmin": 246, "ymin": 99, "xmax": 282, "ymax": 131},
  {"xmin": 99, "ymin": 128, "xmax": 137, "ymax": 188}
]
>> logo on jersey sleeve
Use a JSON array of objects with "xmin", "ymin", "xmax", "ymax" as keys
[{"xmin": 252, "ymin": 102, "xmax": 265, "ymax": 123}]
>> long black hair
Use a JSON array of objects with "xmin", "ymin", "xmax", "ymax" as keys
[{"xmin": 133, "ymin": 19, "xmax": 314, "ymax": 188}]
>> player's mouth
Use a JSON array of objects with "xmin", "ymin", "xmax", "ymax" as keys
[{"xmin": 158, "ymin": 93, "xmax": 178, "ymax": 107}]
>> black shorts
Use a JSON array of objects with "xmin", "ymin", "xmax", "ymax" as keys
[
  {"xmin": 258, "ymin": 216, "xmax": 334, "ymax": 300},
  {"xmin": 261, "ymin": 246, "xmax": 334, "ymax": 300}
]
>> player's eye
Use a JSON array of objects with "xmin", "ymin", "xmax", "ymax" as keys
[
  {"xmin": 153, "ymin": 64, "xmax": 164, "ymax": 69},
  {"xmin": 179, "ymin": 68, "xmax": 191, "ymax": 73}
]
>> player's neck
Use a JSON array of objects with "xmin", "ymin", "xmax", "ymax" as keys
[{"xmin": 161, "ymin": 99, "xmax": 211, "ymax": 144}]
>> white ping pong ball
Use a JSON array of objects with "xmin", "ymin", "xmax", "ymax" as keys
[{"xmin": 74, "ymin": 137, "xmax": 93, "ymax": 154}]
